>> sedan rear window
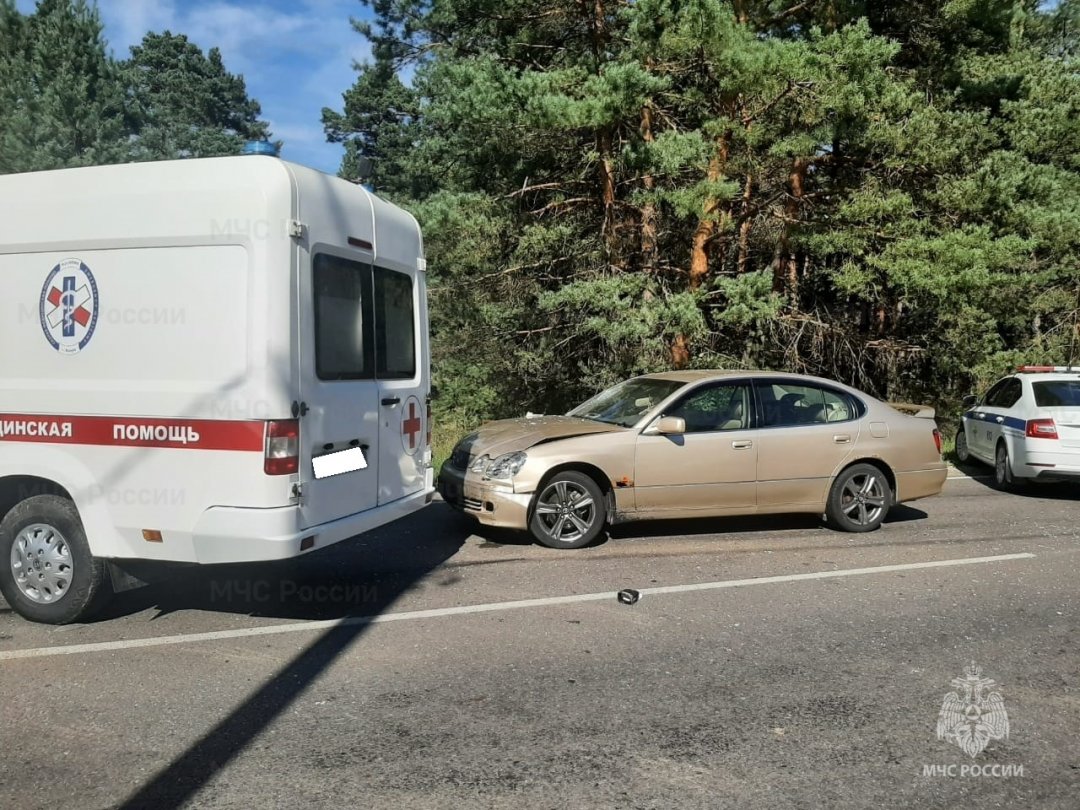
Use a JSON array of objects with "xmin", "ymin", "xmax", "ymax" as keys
[{"xmin": 1033, "ymin": 380, "xmax": 1080, "ymax": 407}]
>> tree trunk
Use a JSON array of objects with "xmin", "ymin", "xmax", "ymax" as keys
[
  {"xmin": 736, "ymin": 173, "xmax": 753, "ymax": 274},
  {"xmin": 582, "ymin": 0, "xmax": 618, "ymax": 259},
  {"xmin": 688, "ymin": 133, "xmax": 730, "ymax": 290},
  {"xmin": 597, "ymin": 126, "xmax": 617, "ymax": 251},
  {"xmin": 670, "ymin": 333, "xmax": 691, "ymax": 368},
  {"xmin": 639, "ymin": 100, "xmax": 657, "ymax": 273},
  {"xmin": 772, "ymin": 156, "xmax": 809, "ymax": 299}
]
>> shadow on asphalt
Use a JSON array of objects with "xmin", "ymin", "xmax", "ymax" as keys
[
  {"xmin": 112, "ymin": 501, "xmax": 470, "ymax": 808},
  {"xmin": 95, "ymin": 503, "xmax": 471, "ymax": 623},
  {"xmin": 468, "ymin": 504, "xmax": 929, "ymax": 548},
  {"xmin": 953, "ymin": 459, "xmax": 1080, "ymax": 500}
]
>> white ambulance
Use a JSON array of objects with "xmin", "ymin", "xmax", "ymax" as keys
[{"xmin": 0, "ymin": 154, "xmax": 434, "ymax": 624}]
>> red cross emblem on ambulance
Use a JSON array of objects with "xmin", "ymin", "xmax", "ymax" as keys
[{"xmin": 401, "ymin": 396, "xmax": 423, "ymax": 456}]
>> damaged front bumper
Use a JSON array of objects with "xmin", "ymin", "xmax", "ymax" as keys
[{"xmin": 437, "ymin": 464, "xmax": 532, "ymax": 530}]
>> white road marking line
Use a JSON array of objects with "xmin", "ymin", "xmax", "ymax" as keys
[{"xmin": 0, "ymin": 552, "xmax": 1035, "ymax": 662}]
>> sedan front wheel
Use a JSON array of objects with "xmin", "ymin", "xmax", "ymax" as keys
[{"xmin": 529, "ymin": 472, "xmax": 606, "ymax": 549}]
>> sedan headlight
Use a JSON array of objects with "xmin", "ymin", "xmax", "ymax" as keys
[{"xmin": 485, "ymin": 451, "xmax": 528, "ymax": 480}]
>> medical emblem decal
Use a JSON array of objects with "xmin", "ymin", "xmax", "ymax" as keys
[{"xmin": 40, "ymin": 259, "xmax": 99, "ymax": 355}]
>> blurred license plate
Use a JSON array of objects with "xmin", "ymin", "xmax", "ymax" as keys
[{"xmin": 312, "ymin": 447, "xmax": 368, "ymax": 479}]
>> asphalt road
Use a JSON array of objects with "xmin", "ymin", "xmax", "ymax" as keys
[{"xmin": 1, "ymin": 468, "xmax": 1078, "ymax": 809}]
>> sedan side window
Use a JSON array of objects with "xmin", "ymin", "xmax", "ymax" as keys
[
  {"xmin": 980, "ymin": 379, "xmax": 1008, "ymax": 407},
  {"xmin": 759, "ymin": 382, "xmax": 855, "ymax": 427},
  {"xmin": 664, "ymin": 383, "xmax": 751, "ymax": 433},
  {"xmin": 996, "ymin": 378, "xmax": 1022, "ymax": 408}
]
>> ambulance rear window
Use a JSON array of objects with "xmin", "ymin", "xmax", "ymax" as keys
[
  {"xmin": 375, "ymin": 268, "xmax": 416, "ymax": 379},
  {"xmin": 313, "ymin": 254, "xmax": 374, "ymax": 380}
]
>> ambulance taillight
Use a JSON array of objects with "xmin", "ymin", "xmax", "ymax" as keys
[{"xmin": 264, "ymin": 420, "xmax": 299, "ymax": 475}]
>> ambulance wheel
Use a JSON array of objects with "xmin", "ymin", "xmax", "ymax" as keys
[
  {"xmin": 529, "ymin": 472, "xmax": 606, "ymax": 549},
  {"xmin": 0, "ymin": 495, "xmax": 110, "ymax": 624}
]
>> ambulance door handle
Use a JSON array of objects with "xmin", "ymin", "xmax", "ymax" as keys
[{"xmin": 381, "ymin": 397, "xmax": 400, "ymax": 406}]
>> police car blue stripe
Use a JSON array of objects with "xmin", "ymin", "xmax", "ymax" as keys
[{"xmin": 962, "ymin": 411, "xmax": 1027, "ymax": 432}]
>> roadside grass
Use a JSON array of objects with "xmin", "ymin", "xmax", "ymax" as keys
[
  {"xmin": 431, "ymin": 413, "xmax": 480, "ymax": 476},
  {"xmin": 940, "ymin": 432, "xmax": 959, "ymax": 465}
]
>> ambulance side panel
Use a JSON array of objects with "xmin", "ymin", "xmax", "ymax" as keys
[{"xmin": 0, "ymin": 158, "xmax": 297, "ymax": 562}]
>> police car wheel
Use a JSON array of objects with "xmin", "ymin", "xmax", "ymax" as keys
[
  {"xmin": 0, "ymin": 495, "xmax": 110, "ymax": 625},
  {"xmin": 529, "ymin": 472, "xmax": 606, "ymax": 550},
  {"xmin": 993, "ymin": 442, "xmax": 1023, "ymax": 491},
  {"xmin": 954, "ymin": 429, "xmax": 970, "ymax": 464},
  {"xmin": 825, "ymin": 463, "xmax": 892, "ymax": 533}
]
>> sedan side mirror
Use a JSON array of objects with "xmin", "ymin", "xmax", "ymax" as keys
[
  {"xmin": 655, "ymin": 416, "xmax": 686, "ymax": 435},
  {"xmin": 961, "ymin": 394, "xmax": 976, "ymax": 408}
]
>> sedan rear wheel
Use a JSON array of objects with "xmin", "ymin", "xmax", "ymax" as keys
[
  {"xmin": 529, "ymin": 472, "xmax": 605, "ymax": 550},
  {"xmin": 825, "ymin": 463, "xmax": 891, "ymax": 533}
]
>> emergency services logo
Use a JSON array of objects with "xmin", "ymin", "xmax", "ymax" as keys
[
  {"xmin": 936, "ymin": 662, "xmax": 1010, "ymax": 758},
  {"xmin": 39, "ymin": 259, "xmax": 99, "ymax": 355}
]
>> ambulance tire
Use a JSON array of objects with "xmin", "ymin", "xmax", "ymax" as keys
[{"xmin": 0, "ymin": 495, "xmax": 111, "ymax": 625}]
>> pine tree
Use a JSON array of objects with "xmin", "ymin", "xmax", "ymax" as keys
[
  {"xmin": 122, "ymin": 32, "xmax": 272, "ymax": 160},
  {"xmin": 5, "ymin": 0, "xmax": 128, "ymax": 172}
]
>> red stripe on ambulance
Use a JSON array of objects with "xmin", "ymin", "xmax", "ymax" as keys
[{"xmin": 0, "ymin": 414, "xmax": 264, "ymax": 451}]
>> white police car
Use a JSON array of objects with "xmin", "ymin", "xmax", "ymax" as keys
[{"xmin": 956, "ymin": 366, "xmax": 1080, "ymax": 488}]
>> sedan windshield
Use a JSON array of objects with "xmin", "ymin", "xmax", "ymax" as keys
[{"xmin": 568, "ymin": 378, "xmax": 686, "ymax": 427}]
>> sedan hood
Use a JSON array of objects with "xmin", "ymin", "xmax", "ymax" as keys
[{"xmin": 461, "ymin": 415, "xmax": 624, "ymax": 458}]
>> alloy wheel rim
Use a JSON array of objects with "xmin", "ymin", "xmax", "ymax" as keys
[
  {"xmin": 535, "ymin": 480, "xmax": 596, "ymax": 543},
  {"xmin": 840, "ymin": 473, "xmax": 886, "ymax": 526},
  {"xmin": 10, "ymin": 523, "xmax": 73, "ymax": 604}
]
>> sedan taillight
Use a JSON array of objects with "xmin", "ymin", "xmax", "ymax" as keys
[{"xmin": 1026, "ymin": 418, "xmax": 1058, "ymax": 440}]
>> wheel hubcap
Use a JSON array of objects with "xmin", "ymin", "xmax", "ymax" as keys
[
  {"xmin": 535, "ymin": 480, "xmax": 596, "ymax": 543},
  {"xmin": 10, "ymin": 523, "xmax": 73, "ymax": 603},
  {"xmin": 840, "ymin": 473, "xmax": 886, "ymax": 526}
]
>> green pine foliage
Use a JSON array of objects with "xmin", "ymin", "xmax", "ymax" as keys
[
  {"xmin": 0, "ymin": 0, "xmax": 272, "ymax": 173},
  {"xmin": 122, "ymin": 32, "xmax": 273, "ymax": 160},
  {"xmin": 326, "ymin": 0, "xmax": 1080, "ymax": 434}
]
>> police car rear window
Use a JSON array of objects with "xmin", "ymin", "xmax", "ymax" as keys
[{"xmin": 1033, "ymin": 381, "xmax": 1080, "ymax": 407}]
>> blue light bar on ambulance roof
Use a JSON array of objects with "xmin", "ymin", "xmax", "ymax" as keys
[
  {"xmin": 1016, "ymin": 365, "xmax": 1080, "ymax": 373},
  {"xmin": 241, "ymin": 140, "xmax": 280, "ymax": 157}
]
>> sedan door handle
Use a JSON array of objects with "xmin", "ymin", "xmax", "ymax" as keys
[
  {"xmin": 731, "ymin": 440, "xmax": 753, "ymax": 449},
  {"xmin": 381, "ymin": 396, "xmax": 401, "ymax": 406},
  {"xmin": 833, "ymin": 434, "xmax": 851, "ymax": 444}
]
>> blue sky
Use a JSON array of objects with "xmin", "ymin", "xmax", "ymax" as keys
[{"xmin": 16, "ymin": 0, "xmax": 374, "ymax": 173}]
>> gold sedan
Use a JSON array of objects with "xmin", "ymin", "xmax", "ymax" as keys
[{"xmin": 438, "ymin": 371, "xmax": 947, "ymax": 549}]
